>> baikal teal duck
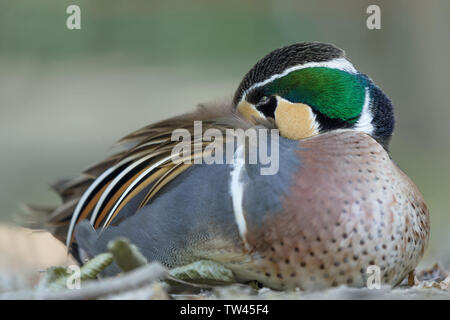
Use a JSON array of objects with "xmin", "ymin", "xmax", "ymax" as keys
[{"xmin": 28, "ymin": 42, "xmax": 429, "ymax": 291}]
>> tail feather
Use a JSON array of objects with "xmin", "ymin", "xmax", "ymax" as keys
[
  {"xmin": 47, "ymin": 198, "xmax": 79, "ymax": 223},
  {"xmin": 51, "ymin": 176, "xmax": 94, "ymax": 202},
  {"xmin": 19, "ymin": 176, "xmax": 98, "ymax": 237}
]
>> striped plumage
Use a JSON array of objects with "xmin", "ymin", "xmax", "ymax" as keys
[{"xmin": 32, "ymin": 104, "xmax": 251, "ymax": 250}]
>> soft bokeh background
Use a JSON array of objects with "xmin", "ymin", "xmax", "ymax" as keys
[{"xmin": 0, "ymin": 0, "xmax": 449, "ymax": 272}]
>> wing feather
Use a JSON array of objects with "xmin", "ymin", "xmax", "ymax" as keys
[{"xmin": 26, "ymin": 102, "xmax": 252, "ymax": 249}]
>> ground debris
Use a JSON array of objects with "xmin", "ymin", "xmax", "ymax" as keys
[
  {"xmin": 0, "ymin": 262, "xmax": 167, "ymax": 300},
  {"xmin": 1, "ymin": 235, "xmax": 449, "ymax": 299},
  {"xmin": 413, "ymin": 263, "xmax": 449, "ymax": 291}
]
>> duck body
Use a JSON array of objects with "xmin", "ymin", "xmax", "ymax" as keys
[
  {"xmin": 74, "ymin": 126, "xmax": 428, "ymax": 290},
  {"xmin": 28, "ymin": 42, "xmax": 429, "ymax": 290}
]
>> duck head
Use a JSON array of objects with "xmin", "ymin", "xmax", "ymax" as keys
[{"xmin": 233, "ymin": 42, "xmax": 395, "ymax": 149}]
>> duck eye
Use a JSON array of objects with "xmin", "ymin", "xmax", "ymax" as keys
[
  {"xmin": 256, "ymin": 95, "xmax": 277, "ymax": 118},
  {"xmin": 257, "ymin": 96, "xmax": 269, "ymax": 106}
]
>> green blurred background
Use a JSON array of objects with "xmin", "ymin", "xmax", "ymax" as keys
[{"xmin": 0, "ymin": 0, "xmax": 449, "ymax": 268}]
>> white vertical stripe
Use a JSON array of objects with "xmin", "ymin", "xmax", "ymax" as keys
[
  {"xmin": 229, "ymin": 144, "xmax": 249, "ymax": 246},
  {"xmin": 354, "ymin": 87, "xmax": 374, "ymax": 135}
]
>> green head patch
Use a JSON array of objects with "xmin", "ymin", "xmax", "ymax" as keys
[{"xmin": 259, "ymin": 67, "xmax": 367, "ymax": 123}]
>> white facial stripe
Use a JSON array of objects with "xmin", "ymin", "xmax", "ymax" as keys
[
  {"xmin": 307, "ymin": 104, "xmax": 321, "ymax": 133},
  {"xmin": 243, "ymin": 57, "xmax": 357, "ymax": 100},
  {"xmin": 354, "ymin": 87, "xmax": 374, "ymax": 135}
]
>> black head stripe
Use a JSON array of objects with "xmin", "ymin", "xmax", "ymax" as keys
[{"xmin": 255, "ymin": 96, "xmax": 278, "ymax": 119}]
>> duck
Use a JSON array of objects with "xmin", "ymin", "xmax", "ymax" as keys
[{"xmin": 27, "ymin": 42, "xmax": 429, "ymax": 290}]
